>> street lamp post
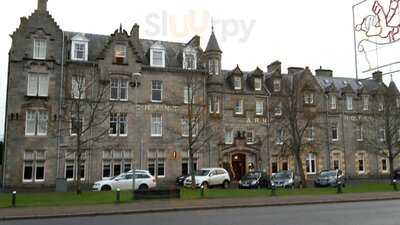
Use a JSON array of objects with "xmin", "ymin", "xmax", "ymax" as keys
[{"xmin": 132, "ymin": 72, "xmax": 141, "ymax": 200}]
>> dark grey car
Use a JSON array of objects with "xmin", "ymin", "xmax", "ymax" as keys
[{"xmin": 314, "ymin": 170, "xmax": 345, "ymax": 187}]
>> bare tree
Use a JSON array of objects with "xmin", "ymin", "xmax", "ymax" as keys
[
  {"xmin": 60, "ymin": 66, "xmax": 113, "ymax": 194},
  {"xmin": 271, "ymin": 71, "xmax": 319, "ymax": 187},
  {"xmin": 357, "ymin": 83, "xmax": 400, "ymax": 189}
]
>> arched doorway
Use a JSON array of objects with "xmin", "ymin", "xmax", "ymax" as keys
[{"xmin": 232, "ymin": 153, "xmax": 246, "ymax": 180}]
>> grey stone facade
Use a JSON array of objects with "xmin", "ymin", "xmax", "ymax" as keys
[{"xmin": 2, "ymin": 0, "xmax": 400, "ymax": 189}]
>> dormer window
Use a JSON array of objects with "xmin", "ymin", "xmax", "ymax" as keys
[
  {"xmin": 273, "ymin": 79, "xmax": 281, "ymax": 92},
  {"xmin": 114, "ymin": 45, "xmax": 127, "ymax": 64},
  {"xmin": 183, "ymin": 47, "xmax": 197, "ymax": 70},
  {"xmin": 304, "ymin": 92, "xmax": 314, "ymax": 105},
  {"xmin": 33, "ymin": 39, "xmax": 47, "ymax": 60},
  {"xmin": 234, "ymin": 77, "xmax": 242, "ymax": 90},
  {"xmin": 254, "ymin": 78, "xmax": 262, "ymax": 91},
  {"xmin": 150, "ymin": 42, "xmax": 166, "ymax": 68},
  {"xmin": 71, "ymin": 34, "xmax": 89, "ymax": 61}
]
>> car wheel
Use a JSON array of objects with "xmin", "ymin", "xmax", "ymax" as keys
[
  {"xmin": 202, "ymin": 182, "xmax": 209, "ymax": 189},
  {"xmin": 138, "ymin": 184, "xmax": 149, "ymax": 191},
  {"xmin": 101, "ymin": 185, "xmax": 112, "ymax": 191},
  {"xmin": 223, "ymin": 180, "xmax": 230, "ymax": 189}
]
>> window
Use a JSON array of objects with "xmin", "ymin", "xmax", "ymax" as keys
[
  {"xmin": 71, "ymin": 115, "xmax": 83, "ymax": 136},
  {"xmin": 246, "ymin": 130, "xmax": 255, "ymax": 144},
  {"xmin": 148, "ymin": 150, "xmax": 165, "ymax": 178},
  {"xmin": 25, "ymin": 111, "xmax": 48, "ymax": 136},
  {"xmin": 113, "ymin": 163, "xmax": 122, "ymax": 176},
  {"xmin": 356, "ymin": 125, "xmax": 363, "ymax": 141},
  {"xmin": 209, "ymin": 59, "xmax": 220, "ymax": 75},
  {"xmin": 304, "ymin": 92, "xmax": 314, "ymax": 104},
  {"xmin": 254, "ymin": 78, "xmax": 262, "ymax": 91},
  {"xmin": 306, "ymin": 153, "xmax": 316, "ymax": 174},
  {"xmin": 276, "ymin": 128, "xmax": 284, "ymax": 145},
  {"xmin": 151, "ymin": 80, "xmax": 163, "ymax": 102},
  {"xmin": 274, "ymin": 103, "xmax": 282, "ymax": 116},
  {"xmin": 72, "ymin": 43, "xmax": 87, "ymax": 61},
  {"xmin": 381, "ymin": 158, "xmax": 388, "ymax": 173},
  {"xmin": 273, "ymin": 79, "xmax": 281, "ymax": 92},
  {"xmin": 65, "ymin": 161, "xmax": 74, "ymax": 181},
  {"xmin": 378, "ymin": 101, "xmax": 384, "ymax": 111},
  {"xmin": 235, "ymin": 100, "xmax": 243, "ymax": 115},
  {"xmin": 357, "ymin": 152, "xmax": 366, "ymax": 174},
  {"xmin": 183, "ymin": 50, "xmax": 197, "ymax": 70},
  {"xmin": 124, "ymin": 163, "xmax": 132, "ymax": 172},
  {"xmin": 346, "ymin": 96, "xmax": 353, "ymax": 110},
  {"xmin": 184, "ymin": 86, "xmax": 193, "ymax": 104},
  {"xmin": 71, "ymin": 76, "xmax": 85, "ymax": 99},
  {"xmin": 209, "ymin": 96, "xmax": 220, "ymax": 114},
  {"xmin": 362, "ymin": 95, "xmax": 369, "ymax": 111},
  {"xmin": 151, "ymin": 113, "xmax": 163, "ymax": 137},
  {"xmin": 234, "ymin": 77, "xmax": 242, "ymax": 90},
  {"xmin": 23, "ymin": 151, "xmax": 46, "ymax": 183},
  {"xmin": 181, "ymin": 118, "xmax": 197, "ymax": 137},
  {"xmin": 33, "ymin": 39, "xmax": 47, "ymax": 59},
  {"xmin": 282, "ymin": 160, "xmax": 289, "ymax": 171},
  {"xmin": 114, "ymin": 45, "xmax": 127, "ymax": 64},
  {"xmin": 110, "ymin": 79, "xmax": 128, "ymax": 101},
  {"xmin": 27, "ymin": 73, "xmax": 49, "ymax": 97},
  {"xmin": 150, "ymin": 43, "xmax": 166, "ymax": 67},
  {"xmin": 271, "ymin": 157, "xmax": 278, "ymax": 174},
  {"xmin": 256, "ymin": 100, "xmax": 264, "ymax": 115},
  {"xmin": 306, "ymin": 126, "xmax": 315, "ymax": 141},
  {"xmin": 331, "ymin": 125, "xmax": 338, "ymax": 141},
  {"xmin": 332, "ymin": 152, "xmax": 341, "ymax": 170},
  {"xmin": 109, "ymin": 113, "xmax": 128, "ymax": 136},
  {"xmin": 225, "ymin": 129, "xmax": 234, "ymax": 144},
  {"xmin": 379, "ymin": 128, "xmax": 386, "ymax": 142},
  {"xmin": 330, "ymin": 95, "xmax": 337, "ymax": 110},
  {"xmin": 102, "ymin": 162, "xmax": 111, "ymax": 178}
]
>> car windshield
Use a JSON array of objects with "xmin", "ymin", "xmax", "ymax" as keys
[
  {"xmin": 274, "ymin": 172, "xmax": 290, "ymax": 179},
  {"xmin": 196, "ymin": 170, "xmax": 210, "ymax": 176},
  {"xmin": 243, "ymin": 172, "xmax": 261, "ymax": 179},
  {"xmin": 320, "ymin": 171, "xmax": 336, "ymax": 177}
]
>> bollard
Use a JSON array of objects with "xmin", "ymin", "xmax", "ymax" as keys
[
  {"xmin": 337, "ymin": 182, "xmax": 343, "ymax": 194},
  {"xmin": 11, "ymin": 191, "xmax": 16, "ymax": 208},
  {"xmin": 200, "ymin": 185, "xmax": 205, "ymax": 198},
  {"xmin": 392, "ymin": 180, "xmax": 398, "ymax": 191},
  {"xmin": 270, "ymin": 184, "xmax": 276, "ymax": 196},
  {"xmin": 116, "ymin": 188, "xmax": 121, "ymax": 203}
]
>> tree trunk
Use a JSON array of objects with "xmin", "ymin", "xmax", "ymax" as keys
[
  {"xmin": 388, "ymin": 154, "xmax": 397, "ymax": 190},
  {"xmin": 189, "ymin": 152, "xmax": 196, "ymax": 189},
  {"xmin": 294, "ymin": 149, "xmax": 307, "ymax": 188}
]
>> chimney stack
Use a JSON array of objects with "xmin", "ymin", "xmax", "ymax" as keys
[
  {"xmin": 372, "ymin": 70, "xmax": 383, "ymax": 82},
  {"xmin": 38, "ymin": 0, "xmax": 48, "ymax": 12},
  {"xmin": 130, "ymin": 23, "xmax": 139, "ymax": 41}
]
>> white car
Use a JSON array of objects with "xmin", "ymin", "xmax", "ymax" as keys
[
  {"xmin": 184, "ymin": 168, "xmax": 230, "ymax": 188},
  {"xmin": 92, "ymin": 171, "xmax": 156, "ymax": 191}
]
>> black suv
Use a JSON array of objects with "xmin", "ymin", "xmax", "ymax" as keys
[{"xmin": 239, "ymin": 171, "xmax": 270, "ymax": 189}]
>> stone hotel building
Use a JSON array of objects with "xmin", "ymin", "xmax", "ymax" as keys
[{"xmin": 2, "ymin": 0, "xmax": 400, "ymax": 189}]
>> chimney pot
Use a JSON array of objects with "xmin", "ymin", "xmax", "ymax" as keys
[{"xmin": 38, "ymin": 0, "xmax": 48, "ymax": 11}]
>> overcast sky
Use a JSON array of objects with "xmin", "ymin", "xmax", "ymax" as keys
[{"xmin": 0, "ymin": 0, "xmax": 398, "ymax": 137}]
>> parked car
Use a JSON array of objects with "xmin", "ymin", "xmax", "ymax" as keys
[
  {"xmin": 184, "ymin": 168, "xmax": 230, "ymax": 188},
  {"xmin": 314, "ymin": 170, "xmax": 345, "ymax": 187},
  {"xmin": 176, "ymin": 174, "xmax": 190, "ymax": 186},
  {"xmin": 92, "ymin": 170, "xmax": 156, "ymax": 191},
  {"xmin": 270, "ymin": 171, "xmax": 295, "ymax": 188},
  {"xmin": 239, "ymin": 171, "xmax": 270, "ymax": 189}
]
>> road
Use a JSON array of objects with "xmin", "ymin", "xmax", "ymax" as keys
[{"xmin": 3, "ymin": 200, "xmax": 400, "ymax": 225}]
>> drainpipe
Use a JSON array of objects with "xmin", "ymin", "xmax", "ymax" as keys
[
  {"xmin": 341, "ymin": 110, "xmax": 348, "ymax": 177},
  {"xmin": 56, "ymin": 31, "xmax": 65, "ymax": 184},
  {"xmin": 325, "ymin": 94, "xmax": 331, "ymax": 169}
]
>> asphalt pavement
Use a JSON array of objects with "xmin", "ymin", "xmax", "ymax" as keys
[{"xmin": 3, "ymin": 200, "xmax": 400, "ymax": 225}]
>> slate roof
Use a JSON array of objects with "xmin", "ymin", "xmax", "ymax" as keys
[{"xmin": 205, "ymin": 31, "xmax": 222, "ymax": 52}]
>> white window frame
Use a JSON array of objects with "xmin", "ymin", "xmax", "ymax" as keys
[
  {"xmin": 357, "ymin": 152, "xmax": 366, "ymax": 174},
  {"xmin": 27, "ymin": 73, "xmax": 49, "ymax": 97},
  {"xmin": 304, "ymin": 92, "xmax": 314, "ymax": 104},
  {"xmin": 35, "ymin": 161, "xmax": 45, "ymax": 182},
  {"xmin": 183, "ymin": 47, "xmax": 197, "ymax": 70},
  {"xmin": 381, "ymin": 158, "xmax": 389, "ymax": 173},
  {"xmin": 330, "ymin": 95, "xmax": 337, "ymax": 110},
  {"xmin": 273, "ymin": 79, "xmax": 281, "ymax": 92},
  {"xmin": 356, "ymin": 126, "xmax": 363, "ymax": 142},
  {"xmin": 150, "ymin": 42, "xmax": 166, "ymax": 67},
  {"xmin": 151, "ymin": 80, "xmax": 163, "ymax": 103},
  {"xmin": 346, "ymin": 96, "xmax": 353, "ymax": 111},
  {"xmin": 331, "ymin": 125, "xmax": 338, "ymax": 141},
  {"xmin": 25, "ymin": 111, "xmax": 48, "ymax": 136},
  {"xmin": 102, "ymin": 161, "xmax": 112, "ymax": 179},
  {"xmin": 151, "ymin": 113, "xmax": 163, "ymax": 137},
  {"xmin": 110, "ymin": 79, "xmax": 128, "ymax": 101},
  {"xmin": 22, "ymin": 161, "xmax": 34, "ymax": 183},
  {"xmin": 306, "ymin": 126, "xmax": 315, "ymax": 141},
  {"xmin": 276, "ymin": 128, "xmax": 284, "ymax": 145},
  {"xmin": 379, "ymin": 128, "xmax": 386, "ymax": 142},
  {"xmin": 184, "ymin": 86, "xmax": 193, "ymax": 104},
  {"xmin": 65, "ymin": 160, "xmax": 75, "ymax": 181},
  {"xmin": 274, "ymin": 103, "xmax": 282, "ymax": 116},
  {"xmin": 33, "ymin": 39, "xmax": 47, "ymax": 60},
  {"xmin": 246, "ymin": 129, "xmax": 255, "ymax": 144},
  {"xmin": 306, "ymin": 153, "xmax": 317, "ymax": 175},
  {"xmin": 72, "ymin": 75, "xmax": 85, "ymax": 99},
  {"xmin": 256, "ymin": 100, "xmax": 264, "ymax": 115},
  {"xmin": 234, "ymin": 76, "xmax": 242, "ymax": 90},
  {"xmin": 225, "ymin": 129, "xmax": 234, "ymax": 144},
  {"xmin": 70, "ymin": 115, "xmax": 83, "ymax": 136},
  {"xmin": 109, "ymin": 113, "xmax": 128, "ymax": 137},
  {"xmin": 114, "ymin": 44, "xmax": 127, "ymax": 64},
  {"xmin": 378, "ymin": 101, "xmax": 384, "ymax": 112},
  {"xmin": 235, "ymin": 100, "xmax": 244, "ymax": 115},
  {"xmin": 209, "ymin": 59, "xmax": 220, "ymax": 75},
  {"xmin": 332, "ymin": 152, "xmax": 341, "ymax": 170},
  {"xmin": 71, "ymin": 34, "xmax": 89, "ymax": 61},
  {"xmin": 362, "ymin": 95, "xmax": 369, "ymax": 111},
  {"xmin": 254, "ymin": 78, "xmax": 262, "ymax": 91}
]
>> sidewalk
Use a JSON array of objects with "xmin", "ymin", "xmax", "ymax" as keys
[{"xmin": 1, "ymin": 192, "xmax": 400, "ymax": 221}]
